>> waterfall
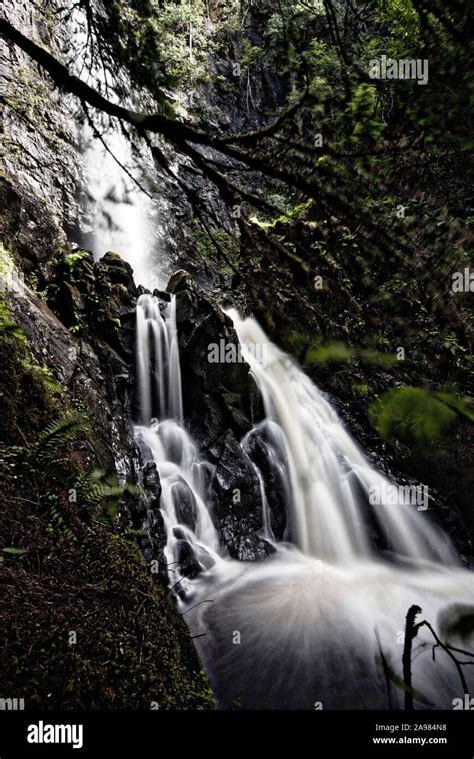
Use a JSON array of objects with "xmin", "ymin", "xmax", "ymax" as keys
[
  {"xmin": 78, "ymin": 121, "xmax": 157, "ymax": 288},
  {"xmin": 228, "ymin": 311, "xmax": 455, "ymax": 565},
  {"xmin": 68, "ymin": 9, "xmax": 164, "ymax": 290},
  {"xmin": 136, "ymin": 294, "xmax": 183, "ymax": 424},
  {"xmin": 134, "ymin": 294, "xmax": 222, "ymax": 592},
  {"xmin": 55, "ymin": 0, "xmax": 473, "ymax": 712},
  {"xmin": 137, "ymin": 300, "xmax": 455, "ymax": 570},
  {"xmin": 134, "ymin": 294, "xmax": 474, "ymax": 709}
]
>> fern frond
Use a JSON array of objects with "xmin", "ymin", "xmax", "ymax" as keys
[{"xmin": 35, "ymin": 413, "xmax": 90, "ymax": 461}]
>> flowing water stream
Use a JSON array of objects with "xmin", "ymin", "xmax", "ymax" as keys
[
  {"xmin": 134, "ymin": 294, "xmax": 474, "ymax": 710},
  {"xmin": 68, "ymin": 13, "xmax": 474, "ymax": 707}
]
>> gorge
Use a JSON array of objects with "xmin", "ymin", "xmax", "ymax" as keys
[{"xmin": 1, "ymin": 0, "xmax": 473, "ymax": 716}]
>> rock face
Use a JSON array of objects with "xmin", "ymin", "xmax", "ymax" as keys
[
  {"xmin": 209, "ymin": 429, "xmax": 272, "ymax": 560},
  {"xmin": 9, "ymin": 251, "xmax": 137, "ymax": 475},
  {"xmin": 169, "ymin": 270, "xmax": 257, "ymax": 444},
  {"xmin": 1, "ymin": 0, "xmax": 140, "ymax": 474},
  {"xmin": 168, "ymin": 272, "xmax": 280, "ymax": 560},
  {"xmin": 1, "ymin": 0, "xmax": 81, "ymax": 283}
]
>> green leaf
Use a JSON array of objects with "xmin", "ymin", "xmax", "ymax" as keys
[
  {"xmin": 35, "ymin": 413, "xmax": 90, "ymax": 461},
  {"xmin": 306, "ymin": 341, "xmax": 354, "ymax": 366},
  {"xmin": 369, "ymin": 387, "xmax": 462, "ymax": 444},
  {"xmin": 2, "ymin": 547, "xmax": 26, "ymax": 555}
]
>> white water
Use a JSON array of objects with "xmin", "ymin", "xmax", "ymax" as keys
[
  {"xmin": 188, "ymin": 554, "xmax": 474, "ymax": 709},
  {"xmin": 229, "ymin": 312, "xmax": 456, "ymax": 565},
  {"xmin": 69, "ymin": 10, "xmax": 164, "ymax": 289},
  {"xmin": 135, "ymin": 294, "xmax": 183, "ymax": 425},
  {"xmin": 134, "ymin": 297, "xmax": 474, "ymax": 709},
  {"xmin": 65, "ymin": 7, "xmax": 474, "ymax": 709},
  {"xmin": 78, "ymin": 122, "xmax": 158, "ymax": 287},
  {"xmin": 134, "ymin": 294, "xmax": 222, "ymax": 591}
]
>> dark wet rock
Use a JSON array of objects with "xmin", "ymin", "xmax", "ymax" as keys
[
  {"xmin": 93, "ymin": 252, "xmax": 138, "ymax": 360},
  {"xmin": 167, "ymin": 269, "xmax": 193, "ymax": 294},
  {"xmin": 242, "ymin": 432, "xmax": 288, "ymax": 542},
  {"xmin": 208, "ymin": 430, "xmax": 272, "ymax": 560},
  {"xmin": 131, "ymin": 439, "xmax": 168, "ymax": 566},
  {"xmin": 153, "ymin": 288, "xmax": 171, "ymax": 302},
  {"xmin": 173, "ymin": 535, "xmax": 202, "ymax": 579},
  {"xmin": 136, "ymin": 284, "xmax": 151, "ymax": 297},
  {"xmin": 142, "ymin": 461, "xmax": 162, "ymax": 509},
  {"xmin": 170, "ymin": 478, "xmax": 198, "ymax": 531},
  {"xmin": 171, "ymin": 273, "xmax": 260, "ymax": 445},
  {"xmin": 223, "ymin": 530, "xmax": 272, "ymax": 561}
]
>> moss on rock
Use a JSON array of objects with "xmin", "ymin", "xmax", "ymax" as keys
[{"xmin": 0, "ymin": 288, "xmax": 214, "ymax": 710}]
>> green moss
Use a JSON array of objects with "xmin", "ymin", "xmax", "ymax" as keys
[
  {"xmin": 0, "ymin": 521, "xmax": 213, "ymax": 709},
  {"xmin": 0, "ymin": 315, "xmax": 64, "ymax": 443},
  {"xmin": 0, "ymin": 293, "xmax": 214, "ymax": 709},
  {"xmin": 193, "ymin": 224, "xmax": 241, "ymax": 277},
  {"xmin": 250, "ymin": 199, "xmax": 314, "ymax": 230}
]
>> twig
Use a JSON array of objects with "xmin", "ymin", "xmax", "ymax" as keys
[
  {"xmin": 82, "ymin": 102, "xmax": 153, "ymax": 199},
  {"xmin": 181, "ymin": 600, "xmax": 214, "ymax": 616},
  {"xmin": 402, "ymin": 605, "xmax": 422, "ymax": 710}
]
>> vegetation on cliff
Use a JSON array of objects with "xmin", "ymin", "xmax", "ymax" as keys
[
  {"xmin": 0, "ymin": 0, "xmax": 473, "ymax": 709},
  {"xmin": 0, "ymin": 244, "xmax": 213, "ymax": 709}
]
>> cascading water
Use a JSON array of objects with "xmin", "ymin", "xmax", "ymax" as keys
[
  {"xmin": 68, "ymin": 9, "xmax": 165, "ymax": 290},
  {"xmin": 135, "ymin": 294, "xmax": 183, "ymax": 425},
  {"xmin": 230, "ymin": 312, "xmax": 456, "ymax": 566},
  {"xmin": 134, "ymin": 294, "xmax": 222, "ymax": 592},
  {"xmin": 134, "ymin": 296, "xmax": 474, "ymax": 709}
]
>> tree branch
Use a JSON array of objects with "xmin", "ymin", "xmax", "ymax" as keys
[{"xmin": 0, "ymin": 17, "xmax": 306, "ymax": 151}]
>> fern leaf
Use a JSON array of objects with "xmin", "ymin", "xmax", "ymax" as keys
[{"xmin": 35, "ymin": 413, "xmax": 90, "ymax": 461}]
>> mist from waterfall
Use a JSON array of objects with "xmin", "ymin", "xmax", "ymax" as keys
[
  {"xmin": 78, "ymin": 122, "xmax": 157, "ymax": 288},
  {"xmin": 68, "ymin": 9, "xmax": 165, "ymax": 290},
  {"xmin": 134, "ymin": 293, "xmax": 474, "ymax": 709}
]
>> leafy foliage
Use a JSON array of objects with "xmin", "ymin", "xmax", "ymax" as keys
[
  {"xmin": 369, "ymin": 387, "xmax": 474, "ymax": 444},
  {"xmin": 35, "ymin": 413, "xmax": 90, "ymax": 462},
  {"xmin": 306, "ymin": 341, "xmax": 354, "ymax": 366},
  {"xmin": 75, "ymin": 468, "xmax": 141, "ymax": 525},
  {"xmin": 0, "ymin": 300, "xmax": 26, "ymax": 342},
  {"xmin": 65, "ymin": 249, "xmax": 90, "ymax": 274}
]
